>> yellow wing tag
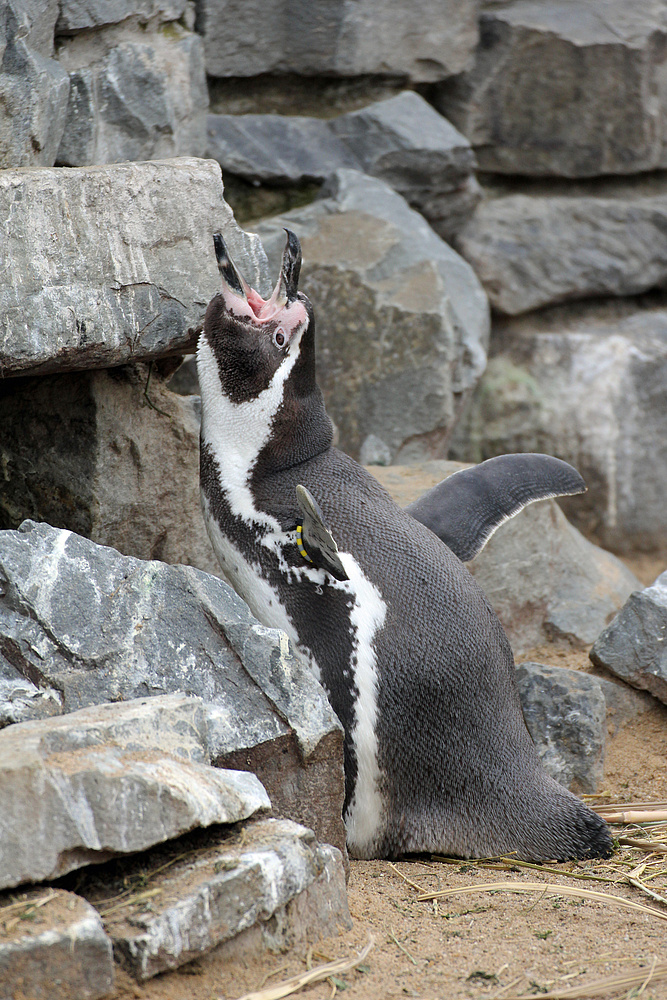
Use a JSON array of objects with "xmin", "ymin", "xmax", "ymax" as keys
[{"xmin": 296, "ymin": 524, "xmax": 313, "ymax": 563}]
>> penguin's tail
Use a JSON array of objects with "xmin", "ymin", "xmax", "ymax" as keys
[{"xmin": 517, "ymin": 774, "xmax": 613, "ymax": 863}]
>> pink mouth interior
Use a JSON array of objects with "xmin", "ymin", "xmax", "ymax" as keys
[
  {"xmin": 247, "ymin": 288, "xmax": 267, "ymax": 317},
  {"xmin": 242, "ymin": 279, "xmax": 288, "ymax": 322}
]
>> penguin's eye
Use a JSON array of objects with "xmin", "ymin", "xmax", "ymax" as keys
[{"xmin": 273, "ymin": 328, "xmax": 286, "ymax": 349}]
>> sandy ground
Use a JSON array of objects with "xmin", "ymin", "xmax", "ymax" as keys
[
  {"xmin": 110, "ymin": 569, "xmax": 667, "ymax": 1000},
  {"xmin": 110, "ymin": 695, "xmax": 667, "ymax": 1000}
]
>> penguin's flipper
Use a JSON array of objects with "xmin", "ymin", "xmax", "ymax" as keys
[
  {"xmin": 406, "ymin": 454, "xmax": 586, "ymax": 562},
  {"xmin": 295, "ymin": 484, "xmax": 349, "ymax": 581}
]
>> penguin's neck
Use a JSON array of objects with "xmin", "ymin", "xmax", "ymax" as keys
[{"xmin": 197, "ymin": 334, "xmax": 332, "ymax": 525}]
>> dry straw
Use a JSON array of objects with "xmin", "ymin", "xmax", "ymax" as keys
[
  {"xmin": 502, "ymin": 956, "xmax": 666, "ymax": 999},
  {"xmin": 415, "ymin": 879, "xmax": 667, "ymax": 922},
  {"xmin": 230, "ymin": 938, "xmax": 374, "ymax": 1000}
]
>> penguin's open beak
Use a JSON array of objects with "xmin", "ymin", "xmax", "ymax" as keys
[{"xmin": 213, "ymin": 229, "xmax": 303, "ymax": 321}]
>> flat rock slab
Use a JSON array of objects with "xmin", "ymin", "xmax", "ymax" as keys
[
  {"xmin": 256, "ymin": 169, "xmax": 489, "ymax": 464},
  {"xmin": 457, "ymin": 192, "xmax": 667, "ymax": 315},
  {"xmin": 198, "ymin": 0, "xmax": 478, "ymax": 82},
  {"xmin": 371, "ymin": 461, "xmax": 640, "ymax": 655},
  {"xmin": 89, "ymin": 818, "xmax": 349, "ymax": 981},
  {"xmin": 0, "ymin": 888, "xmax": 113, "ymax": 1000},
  {"xmin": 207, "ymin": 93, "xmax": 479, "ymax": 240},
  {"xmin": 516, "ymin": 662, "xmax": 606, "ymax": 793},
  {"xmin": 0, "ymin": 695, "xmax": 269, "ymax": 889},
  {"xmin": 591, "ymin": 571, "xmax": 667, "ymax": 704},
  {"xmin": 0, "ymin": 521, "xmax": 346, "ymax": 857},
  {"xmin": 436, "ymin": 0, "xmax": 667, "ymax": 177},
  {"xmin": 450, "ymin": 305, "xmax": 667, "ymax": 553},
  {"xmin": 0, "ymin": 158, "xmax": 269, "ymax": 377}
]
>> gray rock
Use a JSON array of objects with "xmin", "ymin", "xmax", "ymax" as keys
[
  {"xmin": 370, "ymin": 460, "xmax": 640, "ymax": 656},
  {"xmin": 56, "ymin": 24, "xmax": 207, "ymax": 166},
  {"xmin": 450, "ymin": 305, "xmax": 667, "ymax": 553},
  {"xmin": 56, "ymin": 0, "xmax": 188, "ymax": 34},
  {"xmin": 198, "ymin": 0, "xmax": 478, "ymax": 83},
  {"xmin": 597, "ymin": 676, "xmax": 656, "ymax": 738},
  {"xmin": 329, "ymin": 91, "xmax": 480, "ymax": 240},
  {"xmin": 435, "ymin": 0, "xmax": 667, "ymax": 177},
  {"xmin": 516, "ymin": 662, "xmax": 606, "ymax": 794},
  {"xmin": 0, "ymin": 660, "xmax": 62, "ymax": 729},
  {"xmin": 0, "ymin": 158, "xmax": 269, "ymax": 377},
  {"xmin": 0, "ymin": 2, "xmax": 70, "ymax": 168},
  {"xmin": 456, "ymin": 192, "xmax": 667, "ymax": 315},
  {"xmin": 207, "ymin": 94, "xmax": 480, "ymax": 240},
  {"xmin": 0, "ymin": 889, "xmax": 114, "ymax": 1000},
  {"xmin": 0, "ymin": 522, "xmax": 346, "ymax": 855},
  {"xmin": 104, "ymin": 819, "xmax": 349, "ymax": 980},
  {"xmin": 591, "ymin": 571, "xmax": 667, "ymax": 705},
  {"xmin": 206, "ymin": 113, "xmax": 359, "ymax": 184},
  {"xmin": 11, "ymin": 0, "xmax": 59, "ymax": 57},
  {"xmin": 0, "ymin": 363, "xmax": 219, "ymax": 575},
  {"xmin": 255, "ymin": 169, "xmax": 489, "ymax": 463},
  {"xmin": 0, "ymin": 695, "xmax": 270, "ymax": 889},
  {"xmin": 469, "ymin": 501, "xmax": 642, "ymax": 655},
  {"xmin": 359, "ymin": 434, "xmax": 393, "ymax": 467}
]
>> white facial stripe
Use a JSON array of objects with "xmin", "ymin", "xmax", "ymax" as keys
[
  {"xmin": 338, "ymin": 552, "xmax": 387, "ymax": 858},
  {"xmin": 197, "ymin": 327, "xmax": 305, "ymax": 530}
]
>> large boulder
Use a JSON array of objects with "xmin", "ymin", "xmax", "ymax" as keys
[
  {"xmin": 0, "ymin": 363, "xmax": 218, "ymax": 574},
  {"xmin": 456, "ymin": 190, "xmax": 667, "ymax": 315},
  {"xmin": 371, "ymin": 461, "xmax": 641, "ymax": 655},
  {"xmin": 449, "ymin": 305, "xmax": 667, "ymax": 553},
  {"xmin": 256, "ymin": 169, "xmax": 489, "ymax": 463},
  {"xmin": 0, "ymin": 0, "xmax": 70, "ymax": 168},
  {"xmin": 0, "ymin": 522, "xmax": 346, "ymax": 855},
  {"xmin": 0, "ymin": 158, "xmax": 268, "ymax": 378},
  {"xmin": 197, "ymin": 0, "xmax": 479, "ymax": 83},
  {"xmin": 328, "ymin": 92, "xmax": 480, "ymax": 241},
  {"xmin": 435, "ymin": 0, "xmax": 667, "ymax": 177},
  {"xmin": 55, "ymin": 23, "xmax": 208, "ymax": 166},
  {"xmin": 207, "ymin": 93, "xmax": 480, "ymax": 241},
  {"xmin": 591, "ymin": 571, "xmax": 667, "ymax": 704},
  {"xmin": 0, "ymin": 695, "xmax": 270, "ymax": 889}
]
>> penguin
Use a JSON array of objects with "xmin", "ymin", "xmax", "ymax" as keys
[{"xmin": 197, "ymin": 229, "xmax": 612, "ymax": 863}]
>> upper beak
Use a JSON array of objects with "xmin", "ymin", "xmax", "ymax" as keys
[{"xmin": 213, "ymin": 232, "xmax": 250, "ymax": 300}]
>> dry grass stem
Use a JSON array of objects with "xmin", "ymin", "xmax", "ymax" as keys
[
  {"xmin": 388, "ymin": 926, "xmax": 418, "ymax": 966},
  {"xmin": 595, "ymin": 808, "xmax": 667, "ymax": 823},
  {"xmin": 595, "ymin": 801, "xmax": 667, "ymax": 812},
  {"xmin": 387, "ymin": 861, "xmax": 432, "ymax": 893},
  {"xmin": 415, "ymin": 880, "xmax": 667, "ymax": 922},
  {"xmin": 626, "ymin": 876, "xmax": 667, "ymax": 906},
  {"xmin": 0, "ymin": 892, "xmax": 58, "ymax": 918},
  {"xmin": 231, "ymin": 939, "xmax": 374, "ymax": 1000},
  {"xmin": 502, "ymin": 959, "xmax": 666, "ymax": 1000},
  {"xmin": 431, "ymin": 855, "xmax": 622, "ymax": 885},
  {"xmin": 618, "ymin": 836, "xmax": 667, "ymax": 853},
  {"xmin": 99, "ymin": 886, "xmax": 163, "ymax": 916}
]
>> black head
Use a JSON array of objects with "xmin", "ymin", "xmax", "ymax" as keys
[{"xmin": 200, "ymin": 230, "xmax": 332, "ymax": 470}]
